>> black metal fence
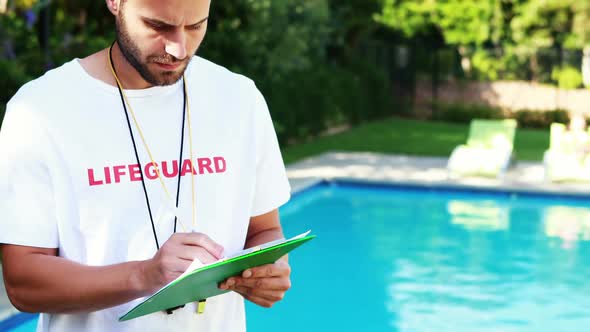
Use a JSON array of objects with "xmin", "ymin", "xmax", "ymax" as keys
[{"xmin": 359, "ymin": 41, "xmax": 586, "ymax": 110}]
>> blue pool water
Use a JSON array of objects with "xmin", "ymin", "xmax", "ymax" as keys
[
  {"xmin": 4, "ymin": 181, "xmax": 590, "ymax": 331},
  {"xmin": 246, "ymin": 182, "xmax": 590, "ymax": 332}
]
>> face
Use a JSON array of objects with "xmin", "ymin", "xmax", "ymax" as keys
[{"xmin": 115, "ymin": 0, "xmax": 211, "ymax": 86}]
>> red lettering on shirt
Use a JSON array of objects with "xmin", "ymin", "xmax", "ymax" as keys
[
  {"xmin": 162, "ymin": 160, "xmax": 179, "ymax": 178},
  {"xmin": 87, "ymin": 156, "xmax": 227, "ymax": 187},
  {"xmin": 104, "ymin": 166, "xmax": 112, "ymax": 184},
  {"xmin": 113, "ymin": 165, "xmax": 126, "ymax": 183},
  {"xmin": 129, "ymin": 164, "xmax": 142, "ymax": 182},
  {"xmin": 88, "ymin": 169, "xmax": 103, "ymax": 186},
  {"xmin": 214, "ymin": 157, "xmax": 226, "ymax": 173},
  {"xmin": 144, "ymin": 162, "xmax": 158, "ymax": 180},
  {"xmin": 180, "ymin": 159, "xmax": 195, "ymax": 177},
  {"xmin": 197, "ymin": 158, "xmax": 213, "ymax": 174}
]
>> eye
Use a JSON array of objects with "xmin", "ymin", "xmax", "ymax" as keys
[
  {"xmin": 187, "ymin": 24, "xmax": 203, "ymax": 31},
  {"xmin": 145, "ymin": 20, "xmax": 172, "ymax": 32}
]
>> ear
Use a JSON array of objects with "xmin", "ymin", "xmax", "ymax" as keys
[{"xmin": 105, "ymin": 0, "xmax": 121, "ymax": 16}]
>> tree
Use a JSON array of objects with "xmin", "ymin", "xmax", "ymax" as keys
[
  {"xmin": 510, "ymin": 0, "xmax": 574, "ymax": 81},
  {"xmin": 202, "ymin": 0, "xmax": 331, "ymax": 81},
  {"xmin": 570, "ymin": 1, "xmax": 590, "ymax": 86}
]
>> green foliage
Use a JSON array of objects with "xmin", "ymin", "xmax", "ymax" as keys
[
  {"xmin": 0, "ymin": 0, "xmax": 394, "ymax": 145},
  {"xmin": 511, "ymin": 109, "xmax": 570, "ymax": 129},
  {"xmin": 471, "ymin": 49, "xmax": 504, "ymax": 80},
  {"xmin": 378, "ymin": 0, "xmax": 502, "ymax": 47},
  {"xmin": 261, "ymin": 58, "xmax": 394, "ymax": 143},
  {"xmin": 376, "ymin": 0, "xmax": 437, "ymax": 38},
  {"xmin": 377, "ymin": 0, "xmax": 589, "ymax": 84},
  {"xmin": 436, "ymin": 0, "xmax": 499, "ymax": 46},
  {"xmin": 0, "ymin": 103, "xmax": 5, "ymax": 124},
  {"xmin": 570, "ymin": 1, "xmax": 590, "ymax": 48},
  {"xmin": 201, "ymin": 0, "xmax": 331, "ymax": 82},
  {"xmin": 198, "ymin": 0, "xmax": 395, "ymax": 143},
  {"xmin": 430, "ymin": 102, "xmax": 569, "ymax": 130},
  {"xmin": 551, "ymin": 66, "xmax": 583, "ymax": 89},
  {"xmin": 510, "ymin": 0, "xmax": 573, "ymax": 51},
  {"xmin": 431, "ymin": 102, "xmax": 504, "ymax": 123},
  {"xmin": 0, "ymin": 59, "xmax": 32, "ymax": 104}
]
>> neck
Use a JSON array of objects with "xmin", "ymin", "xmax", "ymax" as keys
[{"xmin": 109, "ymin": 42, "xmax": 153, "ymax": 90}]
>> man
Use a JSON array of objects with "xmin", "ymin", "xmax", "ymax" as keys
[{"xmin": 0, "ymin": 0, "xmax": 292, "ymax": 331}]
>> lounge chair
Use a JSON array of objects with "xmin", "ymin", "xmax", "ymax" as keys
[
  {"xmin": 543, "ymin": 122, "xmax": 590, "ymax": 182},
  {"xmin": 447, "ymin": 119, "xmax": 517, "ymax": 178}
]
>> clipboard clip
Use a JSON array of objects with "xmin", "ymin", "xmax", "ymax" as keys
[
  {"xmin": 164, "ymin": 299, "xmax": 207, "ymax": 315},
  {"xmin": 165, "ymin": 304, "xmax": 185, "ymax": 315}
]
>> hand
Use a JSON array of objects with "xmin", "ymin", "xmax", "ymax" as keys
[
  {"xmin": 218, "ymin": 258, "xmax": 291, "ymax": 308},
  {"xmin": 139, "ymin": 233, "xmax": 224, "ymax": 293}
]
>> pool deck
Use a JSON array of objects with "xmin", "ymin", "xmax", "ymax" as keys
[
  {"xmin": 2, "ymin": 151, "xmax": 590, "ymax": 321},
  {"xmin": 287, "ymin": 152, "xmax": 590, "ymax": 196}
]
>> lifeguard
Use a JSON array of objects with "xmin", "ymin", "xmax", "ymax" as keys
[{"xmin": 87, "ymin": 156, "xmax": 227, "ymax": 186}]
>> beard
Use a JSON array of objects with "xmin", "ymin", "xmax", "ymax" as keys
[{"xmin": 115, "ymin": 14, "xmax": 189, "ymax": 86}]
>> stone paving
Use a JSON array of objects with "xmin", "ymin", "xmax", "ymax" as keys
[{"xmin": 287, "ymin": 151, "xmax": 590, "ymax": 196}]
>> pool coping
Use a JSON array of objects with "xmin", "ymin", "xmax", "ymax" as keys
[
  {"xmin": 295, "ymin": 178, "xmax": 590, "ymax": 201},
  {"xmin": 0, "ymin": 312, "xmax": 37, "ymax": 331},
  {"xmin": 286, "ymin": 152, "xmax": 590, "ymax": 198}
]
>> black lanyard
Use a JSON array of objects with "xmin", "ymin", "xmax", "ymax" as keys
[{"xmin": 109, "ymin": 44, "xmax": 187, "ymax": 251}]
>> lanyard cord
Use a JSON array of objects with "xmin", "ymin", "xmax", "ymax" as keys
[{"xmin": 107, "ymin": 43, "xmax": 194, "ymax": 250}]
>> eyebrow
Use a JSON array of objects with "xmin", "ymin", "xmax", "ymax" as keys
[{"xmin": 143, "ymin": 16, "xmax": 209, "ymax": 28}]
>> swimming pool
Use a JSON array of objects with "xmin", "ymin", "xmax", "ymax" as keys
[
  {"xmin": 246, "ymin": 181, "xmax": 590, "ymax": 332},
  {"xmin": 4, "ymin": 181, "xmax": 590, "ymax": 331}
]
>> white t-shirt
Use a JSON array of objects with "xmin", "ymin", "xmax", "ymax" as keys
[{"xmin": 0, "ymin": 56, "xmax": 291, "ymax": 332}]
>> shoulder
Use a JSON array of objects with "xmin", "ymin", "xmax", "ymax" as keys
[
  {"xmin": 8, "ymin": 60, "xmax": 79, "ymax": 112},
  {"xmin": 186, "ymin": 56, "xmax": 258, "ymax": 95}
]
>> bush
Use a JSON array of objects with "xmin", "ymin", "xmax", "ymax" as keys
[
  {"xmin": 429, "ymin": 102, "xmax": 570, "ymax": 129},
  {"xmin": 551, "ymin": 66, "xmax": 583, "ymax": 90},
  {"xmin": 471, "ymin": 50, "xmax": 503, "ymax": 81},
  {"xmin": 0, "ymin": 59, "xmax": 32, "ymax": 105},
  {"xmin": 431, "ymin": 102, "xmax": 504, "ymax": 123},
  {"xmin": 258, "ymin": 58, "xmax": 395, "ymax": 144},
  {"xmin": 510, "ymin": 109, "xmax": 569, "ymax": 129},
  {"xmin": 0, "ymin": 104, "xmax": 5, "ymax": 123}
]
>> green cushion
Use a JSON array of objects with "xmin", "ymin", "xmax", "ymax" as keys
[{"xmin": 466, "ymin": 119, "xmax": 517, "ymax": 150}]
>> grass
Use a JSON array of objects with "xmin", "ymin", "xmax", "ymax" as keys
[{"xmin": 281, "ymin": 117, "xmax": 550, "ymax": 164}]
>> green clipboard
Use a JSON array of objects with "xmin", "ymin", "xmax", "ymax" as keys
[{"xmin": 120, "ymin": 232, "xmax": 315, "ymax": 321}]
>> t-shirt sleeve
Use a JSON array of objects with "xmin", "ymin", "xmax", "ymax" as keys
[
  {"xmin": 0, "ymin": 99, "xmax": 59, "ymax": 248},
  {"xmin": 249, "ymin": 86, "xmax": 291, "ymax": 217}
]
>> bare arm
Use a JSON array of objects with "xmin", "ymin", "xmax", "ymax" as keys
[
  {"xmin": 1, "ymin": 245, "xmax": 147, "ymax": 313},
  {"xmin": 1, "ymin": 232, "xmax": 224, "ymax": 314},
  {"xmin": 244, "ymin": 209, "xmax": 286, "ymax": 250},
  {"xmin": 219, "ymin": 209, "xmax": 291, "ymax": 308}
]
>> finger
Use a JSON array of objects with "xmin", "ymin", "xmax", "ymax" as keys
[
  {"xmin": 218, "ymin": 276, "xmax": 239, "ymax": 290},
  {"xmin": 231, "ymin": 276, "xmax": 291, "ymax": 290},
  {"xmin": 232, "ymin": 286, "xmax": 287, "ymax": 302},
  {"xmin": 175, "ymin": 245, "xmax": 218, "ymax": 264},
  {"xmin": 236, "ymin": 291, "xmax": 275, "ymax": 308},
  {"xmin": 242, "ymin": 261, "xmax": 290, "ymax": 279},
  {"xmin": 174, "ymin": 233, "xmax": 224, "ymax": 259}
]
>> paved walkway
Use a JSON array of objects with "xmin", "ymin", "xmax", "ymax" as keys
[
  {"xmin": 2, "ymin": 152, "xmax": 590, "ymax": 321},
  {"xmin": 287, "ymin": 152, "xmax": 590, "ymax": 196}
]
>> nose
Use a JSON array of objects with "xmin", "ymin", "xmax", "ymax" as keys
[{"xmin": 165, "ymin": 30, "xmax": 187, "ymax": 60}]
